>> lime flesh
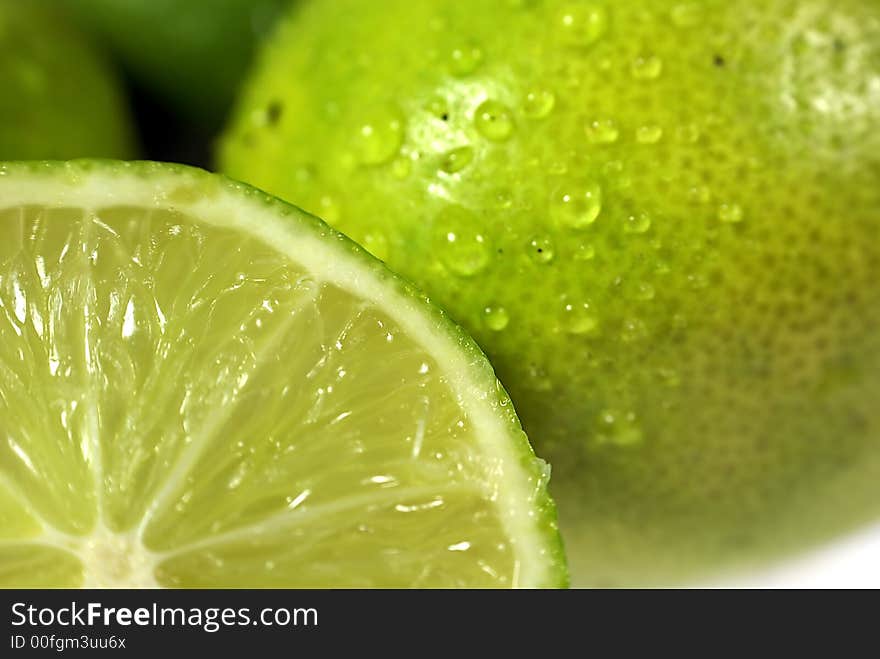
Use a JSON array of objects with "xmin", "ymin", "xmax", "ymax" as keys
[{"xmin": 0, "ymin": 161, "xmax": 565, "ymax": 588}]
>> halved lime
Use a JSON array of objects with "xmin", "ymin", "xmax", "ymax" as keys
[{"xmin": 0, "ymin": 161, "xmax": 565, "ymax": 588}]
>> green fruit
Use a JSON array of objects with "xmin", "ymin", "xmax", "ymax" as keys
[
  {"xmin": 58, "ymin": 0, "xmax": 288, "ymax": 123},
  {"xmin": 0, "ymin": 1, "xmax": 134, "ymax": 160},
  {"xmin": 0, "ymin": 160, "xmax": 565, "ymax": 587},
  {"xmin": 219, "ymin": 0, "xmax": 880, "ymax": 585}
]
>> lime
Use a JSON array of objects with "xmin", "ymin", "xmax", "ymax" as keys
[
  {"xmin": 0, "ymin": 1, "xmax": 134, "ymax": 160},
  {"xmin": 219, "ymin": 0, "xmax": 880, "ymax": 584},
  {"xmin": 0, "ymin": 161, "xmax": 565, "ymax": 588},
  {"xmin": 58, "ymin": 0, "xmax": 288, "ymax": 124}
]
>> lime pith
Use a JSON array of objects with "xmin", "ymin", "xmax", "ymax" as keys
[{"xmin": 0, "ymin": 161, "xmax": 566, "ymax": 588}]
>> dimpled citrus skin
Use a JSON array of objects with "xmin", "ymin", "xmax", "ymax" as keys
[
  {"xmin": 220, "ymin": 0, "xmax": 880, "ymax": 585},
  {"xmin": 0, "ymin": 0, "xmax": 134, "ymax": 160}
]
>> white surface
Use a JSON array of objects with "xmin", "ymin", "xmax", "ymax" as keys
[{"xmin": 714, "ymin": 523, "xmax": 880, "ymax": 588}]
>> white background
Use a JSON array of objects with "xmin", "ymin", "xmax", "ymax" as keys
[{"xmin": 713, "ymin": 522, "xmax": 880, "ymax": 588}]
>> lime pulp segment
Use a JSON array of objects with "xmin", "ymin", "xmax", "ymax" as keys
[{"xmin": 0, "ymin": 161, "xmax": 565, "ymax": 588}]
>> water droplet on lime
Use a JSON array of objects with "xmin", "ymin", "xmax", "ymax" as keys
[
  {"xmin": 688, "ymin": 185, "xmax": 712, "ymax": 205},
  {"xmin": 585, "ymin": 118, "xmax": 620, "ymax": 144},
  {"xmin": 551, "ymin": 180, "xmax": 603, "ymax": 229},
  {"xmin": 631, "ymin": 54, "xmax": 663, "ymax": 80},
  {"xmin": 426, "ymin": 96, "xmax": 450, "ymax": 121},
  {"xmin": 636, "ymin": 125, "xmax": 663, "ymax": 144},
  {"xmin": 528, "ymin": 235, "xmax": 556, "ymax": 264},
  {"xmin": 548, "ymin": 160, "xmax": 569, "ymax": 175},
  {"xmin": 483, "ymin": 306, "xmax": 510, "ymax": 331},
  {"xmin": 621, "ymin": 317, "xmax": 648, "ymax": 342},
  {"xmin": 557, "ymin": 3, "xmax": 609, "ymax": 47},
  {"xmin": 624, "ymin": 212, "xmax": 652, "ymax": 234},
  {"xmin": 440, "ymin": 145, "xmax": 475, "ymax": 173},
  {"xmin": 523, "ymin": 88, "xmax": 556, "ymax": 119},
  {"xmin": 436, "ymin": 207, "xmax": 492, "ymax": 276},
  {"xmin": 527, "ymin": 364, "xmax": 553, "ymax": 392},
  {"xmin": 596, "ymin": 409, "xmax": 644, "ymax": 447},
  {"xmin": 355, "ymin": 113, "xmax": 404, "ymax": 165},
  {"xmin": 474, "ymin": 100, "xmax": 515, "ymax": 141},
  {"xmin": 563, "ymin": 302, "xmax": 599, "ymax": 335},
  {"xmin": 575, "ymin": 243, "xmax": 597, "ymax": 260},
  {"xmin": 450, "ymin": 44, "xmax": 484, "ymax": 76},
  {"xmin": 718, "ymin": 203, "xmax": 744, "ymax": 223},
  {"xmin": 495, "ymin": 188, "xmax": 514, "ymax": 208}
]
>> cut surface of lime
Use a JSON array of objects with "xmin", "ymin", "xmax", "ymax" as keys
[{"xmin": 0, "ymin": 161, "xmax": 565, "ymax": 588}]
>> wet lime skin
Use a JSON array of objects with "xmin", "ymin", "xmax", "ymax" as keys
[{"xmin": 220, "ymin": 0, "xmax": 880, "ymax": 584}]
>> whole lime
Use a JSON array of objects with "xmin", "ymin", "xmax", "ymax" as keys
[
  {"xmin": 219, "ymin": 0, "xmax": 880, "ymax": 585},
  {"xmin": 58, "ymin": 0, "xmax": 288, "ymax": 124},
  {"xmin": 0, "ymin": 0, "xmax": 134, "ymax": 160}
]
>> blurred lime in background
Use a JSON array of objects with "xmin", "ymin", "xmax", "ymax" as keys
[
  {"xmin": 57, "ymin": 0, "xmax": 288, "ymax": 127},
  {"xmin": 0, "ymin": 0, "xmax": 134, "ymax": 160}
]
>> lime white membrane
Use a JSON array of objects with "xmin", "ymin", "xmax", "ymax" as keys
[{"xmin": 0, "ymin": 161, "xmax": 565, "ymax": 588}]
